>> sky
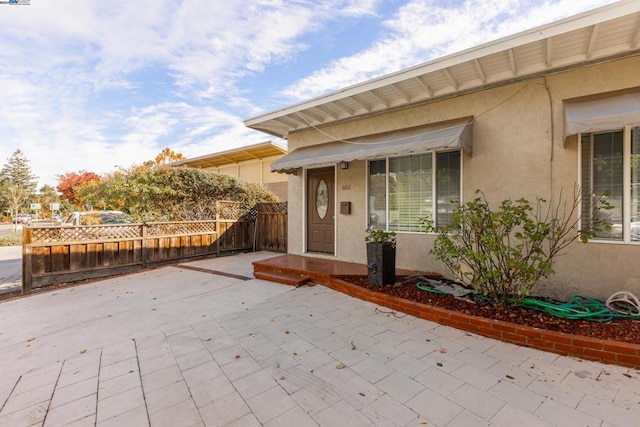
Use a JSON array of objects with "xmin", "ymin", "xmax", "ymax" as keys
[{"xmin": 0, "ymin": 0, "xmax": 618, "ymax": 187}]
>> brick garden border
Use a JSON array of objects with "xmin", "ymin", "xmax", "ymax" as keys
[{"xmin": 324, "ymin": 276, "xmax": 640, "ymax": 370}]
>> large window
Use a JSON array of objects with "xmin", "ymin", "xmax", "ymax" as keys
[
  {"xmin": 581, "ymin": 127, "xmax": 640, "ymax": 242},
  {"xmin": 368, "ymin": 151, "xmax": 461, "ymax": 232}
]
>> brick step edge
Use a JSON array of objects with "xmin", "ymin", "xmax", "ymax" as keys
[
  {"xmin": 324, "ymin": 276, "xmax": 640, "ymax": 370},
  {"xmin": 254, "ymin": 271, "xmax": 311, "ymax": 287}
]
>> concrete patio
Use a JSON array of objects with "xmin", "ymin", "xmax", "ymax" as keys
[{"xmin": 1, "ymin": 251, "xmax": 639, "ymax": 426}]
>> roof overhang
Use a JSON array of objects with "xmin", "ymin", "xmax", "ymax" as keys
[
  {"xmin": 271, "ymin": 117, "xmax": 472, "ymax": 174},
  {"xmin": 170, "ymin": 141, "xmax": 287, "ymax": 169},
  {"xmin": 245, "ymin": 0, "xmax": 640, "ymax": 139}
]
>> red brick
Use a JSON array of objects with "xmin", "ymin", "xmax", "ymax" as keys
[
  {"xmin": 502, "ymin": 331, "xmax": 527, "ymax": 344},
  {"xmin": 615, "ymin": 353, "xmax": 640, "ymax": 367},
  {"xmin": 603, "ymin": 342, "xmax": 640, "ymax": 356},
  {"xmin": 492, "ymin": 321, "xmax": 516, "ymax": 333},
  {"xmin": 543, "ymin": 331, "xmax": 572, "ymax": 345},
  {"xmin": 449, "ymin": 312, "xmax": 471, "ymax": 324},
  {"xmin": 476, "ymin": 326, "xmax": 502, "ymax": 339},
  {"xmin": 470, "ymin": 317, "xmax": 492, "ymax": 329},
  {"xmin": 553, "ymin": 342, "xmax": 584, "ymax": 356},
  {"xmin": 431, "ymin": 307, "xmax": 451, "ymax": 319},
  {"xmin": 571, "ymin": 337, "xmax": 604, "ymax": 350},
  {"xmin": 526, "ymin": 337, "xmax": 555, "ymax": 350},
  {"xmin": 583, "ymin": 348, "xmax": 616, "ymax": 362},
  {"xmin": 515, "ymin": 325, "xmax": 544, "ymax": 340},
  {"xmin": 420, "ymin": 312, "xmax": 438, "ymax": 322}
]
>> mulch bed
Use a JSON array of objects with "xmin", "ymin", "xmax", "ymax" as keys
[{"xmin": 338, "ymin": 275, "xmax": 640, "ymax": 344}]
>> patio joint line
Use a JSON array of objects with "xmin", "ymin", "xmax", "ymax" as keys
[
  {"xmin": 40, "ymin": 360, "xmax": 64, "ymax": 426},
  {"xmin": 0, "ymin": 375, "xmax": 20, "ymax": 413},
  {"xmin": 132, "ymin": 338, "xmax": 152, "ymax": 426},
  {"xmin": 170, "ymin": 264, "xmax": 252, "ymax": 281},
  {"xmin": 93, "ymin": 348, "xmax": 103, "ymax": 426}
]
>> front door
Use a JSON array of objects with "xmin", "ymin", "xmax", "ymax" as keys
[{"xmin": 307, "ymin": 167, "xmax": 334, "ymax": 254}]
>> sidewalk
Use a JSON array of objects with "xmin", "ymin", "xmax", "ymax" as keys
[
  {"xmin": 0, "ymin": 245, "xmax": 22, "ymax": 295},
  {"xmin": 0, "ymin": 251, "xmax": 638, "ymax": 426}
]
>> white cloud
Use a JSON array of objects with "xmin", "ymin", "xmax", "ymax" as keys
[
  {"xmin": 0, "ymin": 0, "xmax": 615, "ymax": 188},
  {"xmin": 281, "ymin": 0, "xmax": 617, "ymax": 100}
]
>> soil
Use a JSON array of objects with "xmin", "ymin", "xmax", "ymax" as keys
[{"xmin": 338, "ymin": 275, "xmax": 640, "ymax": 344}]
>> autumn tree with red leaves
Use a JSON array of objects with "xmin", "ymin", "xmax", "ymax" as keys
[{"xmin": 57, "ymin": 171, "xmax": 99, "ymax": 206}]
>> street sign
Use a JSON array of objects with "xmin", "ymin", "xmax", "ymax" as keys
[
  {"xmin": 30, "ymin": 203, "xmax": 41, "ymax": 210},
  {"xmin": 50, "ymin": 203, "xmax": 60, "ymax": 211}
]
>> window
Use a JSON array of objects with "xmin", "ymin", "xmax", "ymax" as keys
[
  {"xmin": 581, "ymin": 126, "xmax": 640, "ymax": 242},
  {"xmin": 368, "ymin": 151, "xmax": 461, "ymax": 232}
]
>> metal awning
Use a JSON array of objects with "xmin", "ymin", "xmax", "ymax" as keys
[
  {"xmin": 564, "ymin": 90, "xmax": 640, "ymax": 137},
  {"xmin": 271, "ymin": 118, "xmax": 472, "ymax": 174}
]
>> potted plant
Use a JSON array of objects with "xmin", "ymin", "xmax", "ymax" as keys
[{"xmin": 365, "ymin": 227, "xmax": 396, "ymax": 286}]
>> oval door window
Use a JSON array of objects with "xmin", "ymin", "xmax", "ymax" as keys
[{"xmin": 316, "ymin": 179, "xmax": 328, "ymax": 219}]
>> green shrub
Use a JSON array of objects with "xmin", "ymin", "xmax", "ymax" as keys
[{"xmin": 427, "ymin": 190, "xmax": 610, "ymax": 308}]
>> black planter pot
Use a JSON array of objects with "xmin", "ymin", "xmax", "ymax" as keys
[{"xmin": 366, "ymin": 242, "xmax": 396, "ymax": 286}]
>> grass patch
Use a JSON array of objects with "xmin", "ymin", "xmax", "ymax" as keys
[{"xmin": 0, "ymin": 233, "xmax": 22, "ymax": 247}]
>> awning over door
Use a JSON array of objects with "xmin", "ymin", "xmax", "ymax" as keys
[
  {"xmin": 564, "ymin": 91, "xmax": 640, "ymax": 138},
  {"xmin": 271, "ymin": 118, "xmax": 473, "ymax": 174}
]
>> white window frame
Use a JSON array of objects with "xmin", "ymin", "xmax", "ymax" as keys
[
  {"xmin": 579, "ymin": 126, "xmax": 639, "ymax": 244},
  {"xmin": 367, "ymin": 149, "xmax": 462, "ymax": 234}
]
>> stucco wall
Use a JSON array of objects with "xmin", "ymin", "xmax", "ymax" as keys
[
  {"xmin": 284, "ymin": 55, "xmax": 640, "ymax": 300},
  {"xmin": 202, "ymin": 156, "xmax": 287, "ymax": 185}
]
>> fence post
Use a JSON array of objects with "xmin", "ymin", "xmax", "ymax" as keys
[
  {"xmin": 22, "ymin": 226, "xmax": 33, "ymax": 294},
  {"xmin": 141, "ymin": 223, "xmax": 148, "ymax": 268},
  {"xmin": 215, "ymin": 202, "xmax": 220, "ymax": 256}
]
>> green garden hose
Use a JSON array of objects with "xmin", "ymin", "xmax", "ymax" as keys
[
  {"xmin": 416, "ymin": 281, "xmax": 448, "ymax": 294},
  {"xmin": 416, "ymin": 281, "xmax": 640, "ymax": 322},
  {"xmin": 519, "ymin": 295, "xmax": 615, "ymax": 322}
]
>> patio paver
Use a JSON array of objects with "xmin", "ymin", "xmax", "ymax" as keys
[{"xmin": 0, "ymin": 251, "xmax": 639, "ymax": 426}]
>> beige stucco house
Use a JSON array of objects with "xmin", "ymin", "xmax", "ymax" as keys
[
  {"xmin": 245, "ymin": 1, "xmax": 640, "ymax": 300},
  {"xmin": 171, "ymin": 141, "xmax": 288, "ymax": 201}
]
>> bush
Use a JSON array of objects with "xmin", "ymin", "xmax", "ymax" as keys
[{"xmin": 427, "ymin": 190, "xmax": 609, "ymax": 308}]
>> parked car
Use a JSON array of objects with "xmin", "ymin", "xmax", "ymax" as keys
[
  {"xmin": 63, "ymin": 211, "xmax": 135, "ymax": 226},
  {"xmin": 13, "ymin": 214, "xmax": 31, "ymax": 224}
]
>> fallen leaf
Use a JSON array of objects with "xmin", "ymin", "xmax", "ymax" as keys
[
  {"xmin": 505, "ymin": 374, "xmax": 515, "ymax": 380},
  {"xmin": 438, "ymin": 348, "xmax": 447, "ymax": 354},
  {"xmin": 351, "ymin": 341, "xmax": 356, "ymax": 350},
  {"xmin": 359, "ymin": 392, "xmax": 365, "ymax": 397},
  {"xmin": 26, "ymin": 337, "xmax": 35, "ymax": 342},
  {"xmin": 284, "ymin": 330, "xmax": 290, "ymax": 334},
  {"xmin": 336, "ymin": 363, "xmax": 346, "ymax": 369},
  {"xmin": 235, "ymin": 355, "xmax": 241, "ymax": 359},
  {"xmin": 279, "ymin": 376, "xmax": 285, "ymax": 380},
  {"xmin": 436, "ymin": 362, "xmax": 443, "ymax": 367},
  {"xmin": 293, "ymin": 352, "xmax": 298, "ymax": 356},
  {"xmin": 79, "ymin": 349, "xmax": 86, "ymax": 354}
]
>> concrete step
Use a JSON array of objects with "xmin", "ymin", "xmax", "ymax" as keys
[{"xmin": 254, "ymin": 270, "xmax": 311, "ymax": 287}]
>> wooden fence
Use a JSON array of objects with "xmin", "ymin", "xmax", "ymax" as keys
[
  {"xmin": 22, "ymin": 201, "xmax": 285, "ymax": 293},
  {"xmin": 255, "ymin": 202, "xmax": 287, "ymax": 252}
]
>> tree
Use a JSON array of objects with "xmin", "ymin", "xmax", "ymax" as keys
[
  {"xmin": 143, "ymin": 147, "xmax": 185, "ymax": 167},
  {"xmin": 0, "ymin": 149, "xmax": 38, "ymax": 219},
  {"xmin": 74, "ymin": 165, "xmax": 277, "ymax": 222},
  {"xmin": 56, "ymin": 171, "xmax": 100, "ymax": 206}
]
